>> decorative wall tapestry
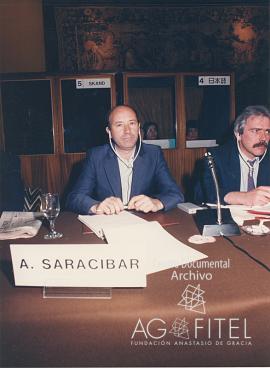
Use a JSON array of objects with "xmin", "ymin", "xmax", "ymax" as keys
[{"xmin": 54, "ymin": 6, "xmax": 269, "ymax": 81}]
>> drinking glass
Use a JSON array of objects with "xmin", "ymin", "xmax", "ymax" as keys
[{"xmin": 40, "ymin": 193, "xmax": 63, "ymax": 239}]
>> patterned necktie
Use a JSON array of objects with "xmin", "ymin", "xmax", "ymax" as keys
[{"xmin": 247, "ymin": 160, "xmax": 255, "ymax": 191}]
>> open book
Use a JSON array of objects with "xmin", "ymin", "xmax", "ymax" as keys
[{"xmin": 0, "ymin": 212, "xmax": 42, "ymax": 240}]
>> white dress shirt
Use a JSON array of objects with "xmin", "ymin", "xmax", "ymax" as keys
[{"xmin": 116, "ymin": 148, "xmax": 135, "ymax": 205}]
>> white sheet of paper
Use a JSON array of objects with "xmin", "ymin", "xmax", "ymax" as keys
[
  {"xmin": 206, "ymin": 203, "xmax": 270, "ymax": 211},
  {"xmin": 228, "ymin": 207, "xmax": 255, "ymax": 226},
  {"xmin": 102, "ymin": 221, "xmax": 208, "ymax": 274},
  {"xmin": 206, "ymin": 203, "xmax": 270, "ymax": 225},
  {"xmin": 78, "ymin": 211, "xmax": 147, "ymax": 239}
]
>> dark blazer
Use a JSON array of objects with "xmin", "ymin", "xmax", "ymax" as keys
[
  {"xmin": 0, "ymin": 151, "xmax": 25, "ymax": 211},
  {"xmin": 194, "ymin": 140, "xmax": 270, "ymax": 204},
  {"xmin": 66, "ymin": 143, "xmax": 184, "ymax": 214}
]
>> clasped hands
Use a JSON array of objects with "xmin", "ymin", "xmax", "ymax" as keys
[
  {"xmin": 90, "ymin": 195, "xmax": 164, "ymax": 215},
  {"xmin": 244, "ymin": 186, "xmax": 270, "ymax": 206}
]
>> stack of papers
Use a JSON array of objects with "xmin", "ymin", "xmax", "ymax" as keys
[
  {"xmin": 78, "ymin": 211, "xmax": 207, "ymax": 275},
  {"xmin": 103, "ymin": 221, "xmax": 208, "ymax": 274},
  {"xmin": 206, "ymin": 203, "xmax": 270, "ymax": 226},
  {"xmin": 0, "ymin": 212, "xmax": 42, "ymax": 240},
  {"xmin": 228, "ymin": 207, "xmax": 256, "ymax": 226},
  {"xmin": 78, "ymin": 211, "xmax": 147, "ymax": 239}
]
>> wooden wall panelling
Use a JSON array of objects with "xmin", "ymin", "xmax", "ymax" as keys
[
  {"xmin": 163, "ymin": 74, "xmax": 207, "ymax": 197},
  {"xmin": 110, "ymin": 74, "xmax": 117, "ymax": 107},
  {"xmin": 162, "ymin": 73, "xmax": 185, "ymax": 187},
  {"xmin": 20, "ymin": 154, "xmax": 62, "ymax": 194},
  {"xmin": 21, "ymin": 152, "xmax": 87, "ymax": 201},
  {"xmin": 3, "ymin": 71, "xmax": 234, "ymax": 203},
  {"xmin": 123, "ymin": 72, "xmax": 235, "ymax": 200},
  {"xmin": 17, "ymin": 76, "xmax": 61, "ymax": 194},
  {"xmin": 60, "ymin": 153, "xmax": 86, "ymax": 206},
  {"xmin": 18, "ymin": 73, "xmax": 117, "ymax": 201},
  {"xmin": 57, "ymin": 73, "xmax": 117, "ymax": 202},
  {"xmin": 123, "ymin": 72, "xmax": 207, "ymax": 198},
  {"xmin": 52, "ymin": 76, "xmax": 65, "ymax": 154}
]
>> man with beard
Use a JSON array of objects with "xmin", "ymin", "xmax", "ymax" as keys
[
  {"xmin": 66, "ymin": 105, "xmax": 183, "ymax": 215},
  {"xmin": 195, "ymin": 105, "xmax": 270, "ymax": 206}
]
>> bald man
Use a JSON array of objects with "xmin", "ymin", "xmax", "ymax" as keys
[{"xmin": 66, "ymin": 105, "xmax": 184, "ymax": 215}]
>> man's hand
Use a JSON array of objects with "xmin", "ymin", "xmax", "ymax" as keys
[
  {"xmin": 224, "ymin": 186, "xmax": 270, "ymax": 206},
  {"xmin": 128, "ymin": 195, "xmax": 164, "ymax": 213},
  {"xmin": 90, "ymin": 197, "xmax": 124, "ymax": 215}
]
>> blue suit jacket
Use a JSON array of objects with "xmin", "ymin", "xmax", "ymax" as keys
[
  {"xmin": 66, "ymin": 143, "xmax": 184, "ymax": 214},
  {"xmin": 194, "ymin": 140, "xmax": 270, "ymax": 204}
]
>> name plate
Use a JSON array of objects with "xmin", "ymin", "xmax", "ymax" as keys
[
  {"xmin": 76, "ymin": 78, "xmax": 111, "ymax": 89},
  {"xmin": 198, "ymin": 75, "xmax": 230, "ymax": 86},
  {"xmin": 10, "ymin": 244, "xmax": 146, "ymax": 288}
]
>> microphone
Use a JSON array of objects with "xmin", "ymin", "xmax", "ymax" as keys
[
  {"xmin": 205, "ymin": 152, "xmax": 222, "ymax": 225},
  {"xmin": 194, "ymin": 152, "xmax": 240, "ymax": 237}
]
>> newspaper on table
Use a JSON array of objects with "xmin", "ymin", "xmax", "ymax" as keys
[{"xmin": 0, "ymin": 212, "xmax": 42, "ymax": 240}]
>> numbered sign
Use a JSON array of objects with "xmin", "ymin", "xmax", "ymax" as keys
[
  {"xmin": 198, "ymin": 76, "xmax": 230, "ymax": 86},
  {"xmin": 76, "ymin": 78, "xmax": 111, "ymax": 89}
]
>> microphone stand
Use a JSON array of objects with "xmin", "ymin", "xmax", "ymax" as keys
[
  {"xmin": 206, "ymin": 152, "xmax": 222, "ymax": 225},
  {"xmin": 194, "ymin": 152, "xmax": 240, "ymax": 237}
]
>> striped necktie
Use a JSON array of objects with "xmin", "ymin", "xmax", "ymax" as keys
[{"xmin": 247, "ymin": 160, "xmax": 256, "ymax": 191}]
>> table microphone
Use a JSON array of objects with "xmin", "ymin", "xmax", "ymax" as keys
[
  {"xmin": 205, "ymin": 152, "xmax": 222, "ymax": 225},
  {"xmin": 194, "ymin": 152, "xmax": 240, "ymax": 237}
]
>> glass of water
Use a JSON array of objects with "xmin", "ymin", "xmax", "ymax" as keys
[{"xmin": 40, "ymin": 193, "xmax": 63, "ymax": 239}]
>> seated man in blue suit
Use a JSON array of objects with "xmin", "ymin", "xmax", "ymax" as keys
[
  {"xmin": 195, "ymin": 105, "xmax": 270, "ymax": 206},
  {"xmin": 66, "ymin": 105, "xmax": 184, "ymax": 215}
]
